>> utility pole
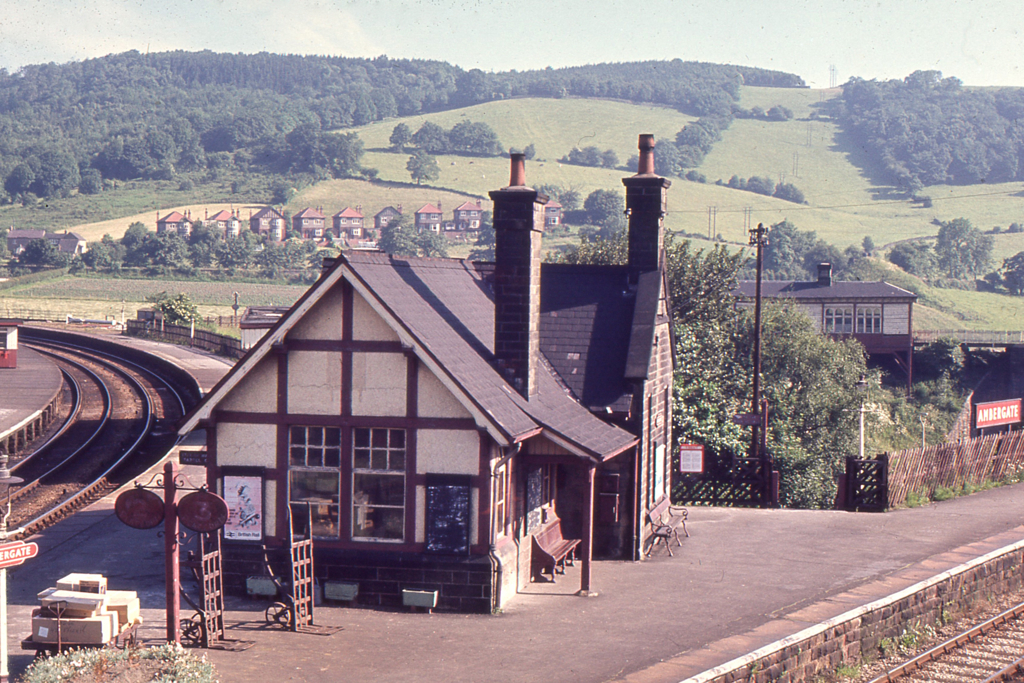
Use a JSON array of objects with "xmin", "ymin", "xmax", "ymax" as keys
[
  {"xmin": 793, "ymin": 151, "xmax": 799, "ymax": 177},
  {"xmin": 749, "ymin": 222, "xmax": 770, "ymax": 459},
  {"xmin": 707, "ymin": 206, "xmax": 717, "ymax": 240}
]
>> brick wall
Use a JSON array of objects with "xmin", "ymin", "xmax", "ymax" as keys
[{"xmin": 681, "ymin": 540, "xmax": 1024, "ymax": 683}]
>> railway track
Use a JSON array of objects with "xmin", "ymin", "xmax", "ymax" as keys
[
  {"xmin": 3, "ymin": 339, "xmax": 189, "ymax": 539},
  {"xmin": 868, "ymin": 602, "xmax": 1024, "ymax": 682}
]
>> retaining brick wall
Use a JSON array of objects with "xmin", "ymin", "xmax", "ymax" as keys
[{"xmin": 683, "ymin": 540, "xmax": 1024, "ymax": 683}]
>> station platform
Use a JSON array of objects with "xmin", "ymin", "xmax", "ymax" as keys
[
  {"xmin": 5, "ymin": 449, "xmax": 1024, "ymax": 682},
  {"xmin": 0, "ymin": 346, "xmax": 62, "ymax": 454}
]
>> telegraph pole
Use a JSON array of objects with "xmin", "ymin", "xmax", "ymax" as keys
[{"xmin": 749, "ymin": 222, "xmax": 770, "ymax": 460}]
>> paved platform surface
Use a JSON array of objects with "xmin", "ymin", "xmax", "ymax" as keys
[
  {"xmin": 6, "ymin": 448, "xmax": 1024, "ymax": 683},
  {"xmin": 23, "ymin": 324, "xmax": 234, "ymax": 393},
  {"xmin": 0, "ymin": 346, "xmax": 62, "ymax": 441}
]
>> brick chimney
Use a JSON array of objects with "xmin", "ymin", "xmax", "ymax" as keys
[
  {"xmin": 817, "ymin": 262, "xmax": 833, "ymax": 286},
  {"xmin": 489, "ymin": 153, "xmax": 548, "ymax": 398},
  {"xmin": 622, "ymin": 134, "xmax": 671, "ymax": 286}
]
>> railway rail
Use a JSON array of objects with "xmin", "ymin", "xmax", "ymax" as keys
[
  {"xmin": 868, "ymin": 601, "xmax": 1024, "ymax": 682},
  {"xmin": 3, "ymin": 338, "xmax": 189, "ymax": 539}
]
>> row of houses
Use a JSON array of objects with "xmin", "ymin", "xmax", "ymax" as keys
[{"xmin": 156, "ymin": 200, "xmax": 565, "ymax": 244}]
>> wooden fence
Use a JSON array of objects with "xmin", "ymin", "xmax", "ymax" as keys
[
  {"xmin": 125, "ymin": 319, "xmax": 244, "ymax": 359},
  {"xmin": 886, "ymin": 430, "xmax": 1024, "ymax": 507}
]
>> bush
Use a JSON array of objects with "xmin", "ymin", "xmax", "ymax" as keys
[{"xmin": 22, "ymin": 643, "xmax": 217, "ymax": 683}]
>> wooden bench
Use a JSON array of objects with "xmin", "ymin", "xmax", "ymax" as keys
[
  {"xmin": 645, "ymin": 498, "xmax": 688, "ymax": 557},
  {"xmin": 531, "ymin": 518, "xmax": 581, "ymax": 582}
]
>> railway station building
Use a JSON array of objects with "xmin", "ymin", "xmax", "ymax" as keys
[{"xmin": 178, "ymin": 137, "xmax": 675, "ymax": 612}]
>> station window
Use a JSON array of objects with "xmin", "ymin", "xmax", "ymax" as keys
[
  {"xmin": 494, "ymin": 464, "xmax": 508, "ymax": 538},
  {"xmin": 857, "ymin": 306, "xmax": 882, "ymax": 334},
  {"xmin": 824, "ymin": 307, "xmax": 854, "ymax": 334},
  {"xmin": 288, "ymin": 426, "xmax": 342, "ymax": 538},
  {"xmin": 352, "ymin": 428, "xmax": 406, "ymax": 541}
]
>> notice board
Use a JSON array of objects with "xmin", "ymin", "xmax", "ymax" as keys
[{"xmin": 425, "ymin": 475, "xmax": 471, "ymax": 554}]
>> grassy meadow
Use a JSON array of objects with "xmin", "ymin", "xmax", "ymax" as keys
[{"xmin": 10, "ymin": 86, "xmax": 1024, "ymax": 332}]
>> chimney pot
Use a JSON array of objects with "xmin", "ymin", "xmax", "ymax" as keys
[
  {"xmin": 637, "ymin": 134, "xmax": 656, "ymax": 175},
  {"xmin": 509, "ymin": 153, "xmax": 526, "ymax": 187}
]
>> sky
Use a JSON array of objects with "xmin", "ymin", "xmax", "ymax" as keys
[{"xmin": 2, "ymin": 0, "xmax": 1023, "ymax": 88}]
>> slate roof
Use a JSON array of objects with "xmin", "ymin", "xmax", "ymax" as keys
[
  {"xmin": 342, "ymin": 252, "xmax": 637, "ymax": 459},
  {"xmin": 733, "ymin": 280, "xmax": 917, "ymax": 301},
  {"xmin": 7, "ymin": 229, "xmax": 46, "ymax": 240},
  {"xmin": 539, "ymin": 263, "xmax": 638, "ymax": 412},
  {"xmin": 251, "ymin": 207, "xmax": 284, "ymax": 221},
  {"xmin": 375, "ymin": 206, "xmax": 402, "ymax": 217},
  {"xmin": 180, "ymin": 251, "xmax": 641, "ymax": 461}
]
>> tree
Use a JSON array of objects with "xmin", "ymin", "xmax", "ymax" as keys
[
  {"xmin": 417, "ymin": 230, "xmax": 449, "ymax": 258},
  {"xmin": 583, "ymin": 189, "xmax": 624, "ymax": 231},
  {"xmin": 377, "ymin": 215, "xmax": 419, "ymax": 257},
  {"xmin": 407, "ymin": 150, "xmax": 440, "ymax": 185},
  {"xmin": 935, "ymin": 218, "xmax": 993, "ymax": 279},
  {"xmin": 156, "ymin": 293, "xmax": 199, "ymax": 325},
  {"xmin": 217, "ymin": 235, "xmax": 256, "ymax": 270},
  {"xmin": 1002, "ymin": 251, "xmax": 1024, "ymax": 295},
  {"xmin": 412, "ymin": 121, "xmax": 449, "ymax": 154},
  {"xmin": 31, "ymin": 150, "xmax": 80, "ymax": 198},
  {"xmin": 79, "ymin": 168, "xmax": 103, "ymax": 195},
  {"xmin": 523, "ymin": 144, "xmax": 536, "ymax": 160},
  {"xmin": 17, "ymin": 238, "xmax": 70, "ymax": 268},
  {"xmin": 600, "ymin": 149, "xmax": 619, "ymax": 168},
  {"xmin": 4, "ymin": 163, "xmax": 35, "ymax": 197},
  {"xmin": 773, "ymin": 182, "xmax": 805, "ymax": 204},
  {"xmin": 389, "ymin": 123, "xmax": 412, "ymax": 151},
  {"xmin": 467, "ymin": 211, "xmax": 494, "ymax": 261},
  {"xmin": 862, "ymin": 236, "xmax": 875, "ymax": 256}
]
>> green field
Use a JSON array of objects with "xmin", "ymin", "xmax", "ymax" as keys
[
  {"xmin": 0, "ymin": 276, "xmax": 306, "ymax": 322},
  {"xmin": 16, "ymin": 87, "xmax": 1024, "ymax": 332}
]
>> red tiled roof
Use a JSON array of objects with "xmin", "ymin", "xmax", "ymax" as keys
[
  {"xmin": 545, "ymin": 201, "xmax": 562, "ymax": 209},
  {"xmin": 416, "ymin": 204, "xmax": 442, "ymax": 215},
  {"xmin": 209, "ymin": 210, "xmax": 233, "ymax": 221},
  {"xmin": 158, "ymin": 211, "xmax": 186, "ymax": 222},
  {"xmin": 454, "ymin": 200, "xmax": 482, "ymax": 211},
  {"xmin": 294, "ymin": 207, "xmax": 325, "ymax": 219},
  {"xmin": 335, "ymin": 207, "xmax": 364, "ymax": 218}
]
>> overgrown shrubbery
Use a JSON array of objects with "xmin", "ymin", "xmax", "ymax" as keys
[{"xmin": 22, "ymin": 643, "xmax": 217, "ymax": 683}]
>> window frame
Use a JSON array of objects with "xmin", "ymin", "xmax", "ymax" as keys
[
  {"xmin": 856, "ymin": 306, "xmax": 882, "ymax": 334},
  {"xmin": 286, "ymin": 425, "xmax": 343, "ymax": 539},
  {"xmin": 351, "ymin": 427, "xmax": 407, "ymax": 543}
]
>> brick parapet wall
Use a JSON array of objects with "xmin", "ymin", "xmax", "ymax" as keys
[{"xmin": 680, "ymin": 539, "xmax": 1024, "ymax": 683}]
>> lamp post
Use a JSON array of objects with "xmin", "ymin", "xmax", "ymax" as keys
[
  {"xmin": 856, "ymin": 375, "xmax": 869, "ymax": 459},
  {"xmin": 0, "ymin": 453, "xmax": 24, "ymax": 683},
  {"xmin": 748, "ymin": 222, "xmax": 770, "ymax": 460}
]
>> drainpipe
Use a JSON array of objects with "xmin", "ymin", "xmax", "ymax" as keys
[{"xmin": 488, "ymin": 442, "xmax": 521, "ymax": 612}]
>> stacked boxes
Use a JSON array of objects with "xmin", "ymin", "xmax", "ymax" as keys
[{"xmin": 31, "ymin": 573, "xmax": 141, "ymax": 645}]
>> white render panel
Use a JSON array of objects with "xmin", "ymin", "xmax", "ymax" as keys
[
  {"xmin": 352, "ymin": 291, "xmax": 399, "ymax": 341},
  {"xmin": 415, "ymin": 485, "xmax": 426, "ymax": 543},
  {"xmin": 351, "ymin": 352, "xmax": 407, "ymax": 416},
  {"xmin": 417, "ymin": 365, "xmax": 472, "ymax": 419},
  {"xmin": 883, "ymin": 303, "xmax": 910, "ymax": 335},
  {"xmin": 288, "ymin": 287, "xmax": 343, "ymax": 340},
  {"xmin": 217, "ymin": 423, "xmax": 276, "ymax": 467},
  {"xmin": 265, "ymin": 480, "xmax": 277, "ymax": 537},
  {"xmin": 287, "ymin": 351, "xmax": 341, "ymax": 415},
  {"xmin": 417, "ymin": 429, "xmax": 480, "ymax": 475},
  {"xmin": 220, "ymin": 357, "xmax": 276, "ymax": 413}
]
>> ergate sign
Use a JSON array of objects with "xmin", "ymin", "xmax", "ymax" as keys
[
  {"xmin": 0, "ymin": 541, "xmax": 38, "ymax": 569},
  {"xmin": 976, "ymin": 399, "xmax": 1022, "ymax": 429}
]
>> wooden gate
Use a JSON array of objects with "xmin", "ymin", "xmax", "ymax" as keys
[
  {"xmin": 199, "ymin": 533, "xmax": 225, "ymax": 645},
  {"xmin": 842, "ymin": 454, "xmax": 889, "ymax": 512}
]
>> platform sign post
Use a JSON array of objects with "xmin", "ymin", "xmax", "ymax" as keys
[{"xmin": 0, "ymin": 453, "xmax": 24, "ymax": 683}]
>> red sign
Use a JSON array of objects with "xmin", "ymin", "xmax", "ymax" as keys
[
  {"xmin": 177, "ymin": 490, "xmax": 229, "ymax": 533},
  {"xmin": 0, "ymin": 541, "xmax": 38, "ymax": 569},
  {"xmin": 115, "ymin": 488, "xmax": 165, "ymax": 530},
  {"xmin": 976, "ymin": 399, "xmax": 1021, "ymax": 429}
]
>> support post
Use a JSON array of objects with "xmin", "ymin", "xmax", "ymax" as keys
[
  {"xmin": 164, "ymin": 461, "xmax": 180, "ymax": 644},
  {"xmin": 1, "ymin": 566, "xmax": 7, "ymax": 683},
  {"xmin": 579, "ymin": 464, "xmax": 596, "ymax": 596}
]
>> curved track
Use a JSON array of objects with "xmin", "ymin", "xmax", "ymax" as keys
[
  {"xmin": 869, "ymin": 602, "xmax": 1024, "ymax": 682},
  {"xmin": 4, "ymin": 338, "xmax": 189, "ymax": 539}
]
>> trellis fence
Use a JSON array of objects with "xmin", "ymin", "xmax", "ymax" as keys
[{"xmin": 125, "ymin": 319, "xmax": 243, "ymax": 358}]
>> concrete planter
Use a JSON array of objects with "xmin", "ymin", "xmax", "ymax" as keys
[
  {"xmin": 401, "ymin": 589, "xmax": 438, "ymax": 609},
  {"xmin": 246, "ymin": 576, "xmax": 278, "ymax": 598},
  {"xmin": 324, "ymin": 581, "xmax": 359, "ymax": 602}
]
